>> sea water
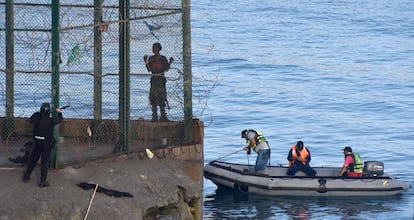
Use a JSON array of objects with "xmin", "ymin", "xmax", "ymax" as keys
[{"xmin": 191, "ymin": 0, "xmax": 414, "ymax": 219}]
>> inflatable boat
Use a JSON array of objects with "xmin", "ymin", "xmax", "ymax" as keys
[{"xmin": 204, "ymin": 160, "xmax": 410, "ymax": 197}]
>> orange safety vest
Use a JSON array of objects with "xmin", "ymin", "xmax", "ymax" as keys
[{"xmin": 288, "ymin": 145, "xmax": 309, "ymax": 167}]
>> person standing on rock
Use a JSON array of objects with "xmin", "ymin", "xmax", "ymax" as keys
[{"xmin": 23, "ymin": 103, "xmax": 63, "ymax": 187}]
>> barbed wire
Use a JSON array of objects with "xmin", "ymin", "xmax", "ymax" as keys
[{"xmin": 0, "ymin": 0, "xmax": 220, "ymax": 123}]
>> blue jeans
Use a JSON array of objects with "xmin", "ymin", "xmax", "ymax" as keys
[{"xmin": 255, "ymin": 149, "xmax": 270, "ymax": 172}]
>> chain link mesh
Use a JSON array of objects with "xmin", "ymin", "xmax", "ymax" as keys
[{"xmin": 0, "ymin": 0, "xmax": 187, "ymax": 162}]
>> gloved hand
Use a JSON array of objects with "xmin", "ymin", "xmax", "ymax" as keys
[{"xmin": 243, "ymin": 146, "xmax": 251, "ymax": 155}]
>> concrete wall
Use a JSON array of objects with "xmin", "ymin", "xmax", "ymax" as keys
[{"xmin": 0, "ymin": 117, "xmax": 203, "ymax": 145}]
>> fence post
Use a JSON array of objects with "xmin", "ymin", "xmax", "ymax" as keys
[
  {"xmin": 5, "ymin": 0, "xmax": 15, "ymax": 140},
  {"xmin": 182, "ymin": 0, "xmax": 193, "ymax": 143},
  {"xmin": 51, "ymin": 0, "xmax": 61, "ymax": 168},
  {"xmin": 118, "ymin": 0, "xmax": 130, "ymax": 151},
  {"xmin": 94, "ymin": 0, "xmax": 103, "ymax": 121}
]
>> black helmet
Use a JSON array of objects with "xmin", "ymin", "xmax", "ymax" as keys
[{"xmin": 40, "ymin": 102, "xmax": 51, "ymax": 114}]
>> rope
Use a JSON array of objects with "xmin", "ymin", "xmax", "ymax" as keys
[{"xmin": 212, "ymin": 149, "xmax": 243, "ymax": 162}]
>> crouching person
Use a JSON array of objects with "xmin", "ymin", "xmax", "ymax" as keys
[
  {"xmin": 241, "ymin": 129, "xmax": 270, "ymax": 173},
  {"xmin": 287, "ymin": 141, "xmax": 316, "ymax": 177}
]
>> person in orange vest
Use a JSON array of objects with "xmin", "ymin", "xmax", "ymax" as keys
[{"xmin": 287, "ymin": 141, "xmax": 316, "ymax": 177}]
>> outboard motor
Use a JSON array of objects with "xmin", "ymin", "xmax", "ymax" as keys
[{"xmin": 363, "ymin": 161, "xmax": 384, "ymax": 177}]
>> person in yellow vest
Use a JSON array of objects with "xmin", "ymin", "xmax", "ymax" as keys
[
  {"xmin": 287, "ymin": 141, "xmax": 316, "ymax": 177},
  {"xmin": 241, "ymin": 129, "xmax": 270, "ymax": 173},
  {"xmin": 338, "ymin": 146, "xmax": 363, "ymax": 177}
]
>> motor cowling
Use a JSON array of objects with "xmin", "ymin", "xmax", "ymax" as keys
[{"xmin": 363, "ymin": 161, "xmax": 384, "ymax": 177}]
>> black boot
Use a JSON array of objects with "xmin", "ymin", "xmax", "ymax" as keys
[
  {"xmin": 39, "ymin": 181, "xmax": 50, "ymax": 187},
  {"xmin": 23, "ymin": 175, "xmax": 30, "ymax": 182},
  {"xmin": 23, "ymin": 167, "xmax": 33, "ymax": 182}
]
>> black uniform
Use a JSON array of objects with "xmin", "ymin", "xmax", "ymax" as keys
[{"xmin": 23, "ymin": 103, "xmax": 63, "ymax": 187}]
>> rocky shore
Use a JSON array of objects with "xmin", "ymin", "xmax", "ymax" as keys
[{"xmin": 0, "ymin": 152, "xmax": 201, "ymax": 220}]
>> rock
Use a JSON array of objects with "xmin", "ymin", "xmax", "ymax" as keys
[{"xmin": 0, "ymin": 154, "xmax": 200, "ymax": 220}]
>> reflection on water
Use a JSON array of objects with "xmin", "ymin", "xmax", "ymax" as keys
[{"xmin": 204, "ymin": 187, "xmax": 406, "ymax": 220}]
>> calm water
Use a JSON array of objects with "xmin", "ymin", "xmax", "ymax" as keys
[{"xmin": 191, "ymin": 0, "xmax": 414, "ymax": 219}]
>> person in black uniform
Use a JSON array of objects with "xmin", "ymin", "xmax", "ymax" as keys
[{"xmin": 23, "ymin": 103, "xmax": 63, "ymax": 187}]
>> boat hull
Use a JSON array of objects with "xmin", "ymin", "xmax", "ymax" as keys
[{"xmin": 204, "ymin": 161, "xmax": 410, "ymax": 197}]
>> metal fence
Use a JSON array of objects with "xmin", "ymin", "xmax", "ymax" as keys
[{"xmin": 0, "ymin": 0, "xmax": 193, "ymax": 164}]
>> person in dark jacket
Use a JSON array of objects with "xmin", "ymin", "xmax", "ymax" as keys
[
  {"xmin": 23, "ymin": 103, "xmax": 63, "ymax": 187},
  {"xmin": 287, "ymin": 141, "xmax": 316, "ymax": 177}
]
